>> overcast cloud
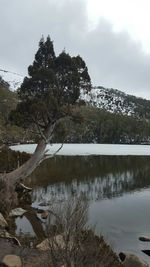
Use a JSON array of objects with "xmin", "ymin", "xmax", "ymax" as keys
[{"xmin": 1, "ymin": 0, "xmax": 150, "ymax": 98}]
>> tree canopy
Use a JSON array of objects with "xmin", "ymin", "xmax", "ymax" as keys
[{"xmin": 11, "ymin": 36, "xmax": 91, "ymax": 136}]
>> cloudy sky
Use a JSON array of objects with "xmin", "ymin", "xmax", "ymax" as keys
[{"xmin": 1, "ymin": 0, "xmax": 150, "ymax": 99}]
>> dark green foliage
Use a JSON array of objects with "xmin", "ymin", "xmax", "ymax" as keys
[
  {"xmin": 0, "ymin": 79, "xmax": 32, "ymax": 144},
  {"xmin": 0, "ymin": 147, "xmax": 30, "ymax": 173},
  {"xmin": 11, "ymin": 36, "xmax": 91, "ymax": 131},
  {"xmin": 0, "ymin": 75, "xmax": 9, "ymax": 88},
  {"xmin": 0, "ymin": 77, "xmax": 17, "ymax": 122},
  {"xmin": 53, "ymin": 106, "xmax": 150, "ymax": 144},
  {"xmin": 0, "ymin": 146, "xmax": 30, "ymax": 172}
]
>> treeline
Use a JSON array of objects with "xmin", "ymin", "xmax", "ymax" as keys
[
  {"xmin": 1, "ymin": 75, "xmax": 150, "ymax": 145},
  {"xmin": 53, "ymin": 106, "xmax": 150, "ymax": 144},
  {"xmin": 0, "ymin": 146, "xmax": 29, "ymax": 172},
  {"xmin": 0, "ymin": 77, "xmax": 33, "ymax": 144}
]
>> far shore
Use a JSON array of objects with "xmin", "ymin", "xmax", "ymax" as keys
[{"xmin": 10, "ymin": 143, "xmax": 150, "ymax": 156}]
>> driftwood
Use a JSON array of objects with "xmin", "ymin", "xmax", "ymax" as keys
[{"xmin": 15, "ymin": 182, "xmax": 32, "ymax": 193}]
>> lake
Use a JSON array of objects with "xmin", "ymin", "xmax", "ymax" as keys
[{"xmin": 11, "ymin": 144, "xmax": 150, "ymax": 265}]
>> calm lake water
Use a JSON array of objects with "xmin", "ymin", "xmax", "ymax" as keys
[{"xmin": 16, "ymin": 153, "xmax": 150, "ymax": 264}]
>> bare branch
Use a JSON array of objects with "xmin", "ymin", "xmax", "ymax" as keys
[
  {"xmin": 48, "ymin": 143, "xmax": 63, "ymax": 157},
  {"xmin": 39, "ymin": 143, "xmax": 63, "ymax": 164}
]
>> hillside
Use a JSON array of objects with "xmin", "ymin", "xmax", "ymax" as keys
[
  {"xmin": 1, "ymin": 71, "xmax": 150, "ymax": 144},
  {"xmin": 1, "ymin": 69, "xmax": 150, "ymax": 120},
  {"xmin": 0, "ymin": 76, "xmax": 32, "ymax": 144},
  {"xmin": 80, "ymin": 86, "xmax": 150, "ymax": 119},
  {"xmin": 0, "ymin": 69, "xmax": 23, "ymax": 91},
  {"xmin": 0, "ymin": 76, "xmax": 18, "ymax": 120}
]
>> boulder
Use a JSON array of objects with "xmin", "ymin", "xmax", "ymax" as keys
[
  {"xmin": 39, "ymin": 201, "xmax": 50, "ymax": 207},
  {"xmin": 9, "ymin": 208, "xmax": 26, "ymax": 217},
  {"xmin": 142, "ymin": 250, "xmax": 150, "ymax": 256},
  {"xmin": 8, "ymin": 237, "xmax": 21, "ymax": 247},
  {"xmin": 0, "ymin": 230, "xmax": 21, "ymax": 246},
  {"xmin": 36, "ymin": 238, "xmax": 49, "ymax": 251},
  {"xmin": 119, "ymin": 252, "xmax": 148, "ymax": 267},
  {"xmin": 0, "ymin": 213, "xmax": 8, "ymax": 228},
  {"xmin": 36, "ymin": 235, "xmax": 67, "ymax": 251},
  {"xmin": 2, "ymin": 255, "xmax": 22, "ymax": 267},
  {"xmin": 139, "ymin": 236, "xmax": 150, "ymax": 242},
  {"xmin": 0, "ymin": 230, "xmax": 11, "ymax": 238}
]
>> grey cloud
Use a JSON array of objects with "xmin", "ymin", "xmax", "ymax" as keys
[
  {"xmin": 80, "ymin": 20, "xmax": 150, "ymax": 98},
  {"xmin": 0, "ymin": 0, "xmax": 150, "ymax": 98},
  {"xmin": 0, "ymin": 0, "xmax": 86, "ymax": 72}
]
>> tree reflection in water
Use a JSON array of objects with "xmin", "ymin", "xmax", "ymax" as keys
[{"xmin": 26, "ymin": 156, "xmax": 150, "ymax": 203}]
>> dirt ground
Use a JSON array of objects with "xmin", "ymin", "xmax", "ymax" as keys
[{"xmin": 0, "ymin": 232, "xmax": 123, "ymax": 267}]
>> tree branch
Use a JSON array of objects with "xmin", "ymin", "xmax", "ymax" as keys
[
  {"xmin": 36, "ymin": 122, "xmax": 47, "ymax": 143},
  {"xmin": 39, "ymin": 143, "xmax": 63, "ymax": 163}
]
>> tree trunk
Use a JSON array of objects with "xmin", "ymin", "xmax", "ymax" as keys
[
  {"xmin": 1, "ymin": 124, "xmax": 55, "ymax": 184},
  {"xmin": 24, "ymin": 210, "xmax": 46, "ymax": 240}
]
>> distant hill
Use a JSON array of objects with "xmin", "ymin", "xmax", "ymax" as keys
[
  {"xmin": 56, "ymin": 87, "xmax": 150, "ymax": 144},
  {"xmin": 0, "ymin": 69, "xmax": 23, "ymax": 91},
  {"xmin": 80, "ymin": 86, "xmax": 150, "ymax": 120},
  {"xmin": 1, "ymin": 71, "xmax": 150, "ymax": 144},
  {"xmin": 0, "ymin": 76, "xmax": 32, "ymax": 144},
  {"xmin": 0, "ymin": 76, "xmax": 18, "ymax": 120},
  {"xmin": 1, "ymin": 68, "xmax": 150, "ymax": 121}
]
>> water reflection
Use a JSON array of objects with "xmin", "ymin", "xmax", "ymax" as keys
[
  {"xmin": 27, "ymin": 156, "xmax": 150, "ymax": 202},
  {"xmin": 23, "ymin": 156, "xmax": 150, "ymax": 263}
]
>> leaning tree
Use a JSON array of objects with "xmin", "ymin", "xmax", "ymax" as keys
[{"xmin": 4, "ymin": 36, "xmax": 91, "ymax": 183}]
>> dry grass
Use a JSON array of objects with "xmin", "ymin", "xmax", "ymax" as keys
[{"xmin": 26, "ymin": 197, "xmax": 122, "ymax": 267}]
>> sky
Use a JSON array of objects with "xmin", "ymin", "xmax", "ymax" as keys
[{"xmin": 1, "ymin": 0, "xmax": 150, "ymax": 99}]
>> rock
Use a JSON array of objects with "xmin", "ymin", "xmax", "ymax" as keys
[
  {"xmin": 119, "ymin": 252, "xmax": 148, "ymax": 267},
  {"xmin": 36, "ymin": 235, "xmax": 72, "ymax": 251},
  {"xmin": 0, "ymin": 213, "xmax": 8, "ymax": 228},
  {"xmin": 0, "ymin": 230, "xmax": 11, "ymax": 238},
  {"xmin": 9, "ymin": 208, "xmax": 26, "ymax": 217},
  {"xmin": 139, "ymin": 236, "xmax": 150, "ymax": 242},
  {"xmin": 9, "ymin": 237, "xmax": 21, "ymax": 247},
  {"xmin": 54, "ymin": 235, "xmax": 66, "ymax": 248},
  {"xmin": 142, "ymin": 250, "xmax": 150, "ymax": 256},
  {"xmin": 39, "ymin": 201, "xmax": 50, "ymax": 207},
  {"xmin": 3, "ymin": 255, "xmax": 22, "ymax": 267},
  {"xmin": 36, "ymin": 238, "xmax": 49, "ymax": 251},
  {"xmin": 36, "ymin": 235, "xmax": 64, "ymax": 251},
  {"xmin": 0, "ymin": 230, "xmax": 21, "ymax": 246}
]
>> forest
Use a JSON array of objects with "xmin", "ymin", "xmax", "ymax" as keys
[{"xmin": 1, "ymin": 75, "xmax": 150, "ymax": 145}]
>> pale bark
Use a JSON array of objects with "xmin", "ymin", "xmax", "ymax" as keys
[{"xmin": 1, "ymin": 123, "xmax": 56, "ymax": 184}]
